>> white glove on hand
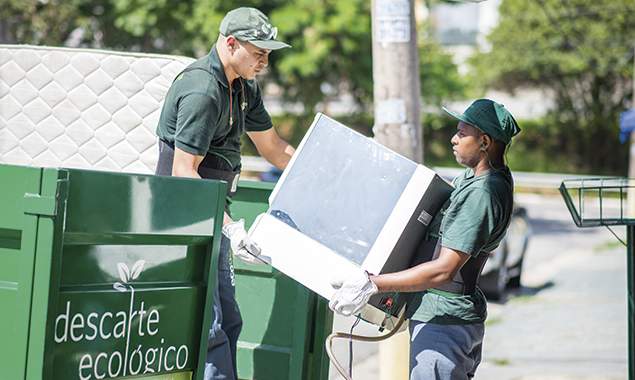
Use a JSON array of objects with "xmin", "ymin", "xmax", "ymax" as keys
[
  {"xmin": 328, "ymin": 269, "xmax": 378, "ymax": 316},
  {"xmin": 222, "ymin": 219, "xmax": 262, "ymax": 264}
]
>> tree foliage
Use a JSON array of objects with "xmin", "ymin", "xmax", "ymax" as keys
[
  {"xmin": 419, "ymin": 23, "xmax": 469, "ymax": 107},
  {"xmin": 1, "ymin": 0, "xmax": 467, "ymax": 132},
  {"xmin": 0, "ymin": 0, "xmax": 84, "ymax": 45},
  {"xmin": 269, "ymin": 0, "xmax": 373, "ymax": 114},
  {"xmin": 471, "ymin": 0, "xmax": 635, "ymax": 174}
]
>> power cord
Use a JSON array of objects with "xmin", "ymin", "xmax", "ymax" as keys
[
  {"xmin": 348, "ymin": 316, "xmax": 361, "ymax": 378},
  {"xmin": 326, "ymin": 311, "xmax": 407, "ymax": 380}
]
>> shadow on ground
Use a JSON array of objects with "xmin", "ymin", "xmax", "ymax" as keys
[
  {"xmin": 486, "ymin": 281, "xmax": 555, "ymax": 305},
  {"xmin": 529, "ymin": 217, "xmax": 578, "ymax": 235}
]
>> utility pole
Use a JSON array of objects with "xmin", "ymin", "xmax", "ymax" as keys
[
  {"xmin": 629, "ymin": 45, "xmax": 635, "ymax": 218},
  {"xmin": 371, "ymin": 1, "xmax": 420, "ymax": 378},
  {"xmin": 629, "ymin": 45, "xmax": 635, "ymax": 380},
  {"xmin": 371, "ymin": 0, "xmax": 423, "ymax": 163}
]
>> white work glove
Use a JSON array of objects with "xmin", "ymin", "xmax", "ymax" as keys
[
  {"xmin": 222, "ymin": 219, "xmax": 262, "ymax": 264},
  {"xmin": 329, "ymin": 269, "xmax": 378, "ymax": 316}
]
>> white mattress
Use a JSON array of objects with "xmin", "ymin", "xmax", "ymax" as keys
[{"xmin": 0, "ymin": 44, "xmax": 195, "ymax": 173}]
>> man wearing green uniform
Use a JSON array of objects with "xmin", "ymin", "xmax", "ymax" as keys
[
  {"xmin": 155, "ymin": 7, "xmax": 294, "ymax": 380},
  {"xmin": 329, "ymin": 99, "xmax": 521, "ymax": 379}
]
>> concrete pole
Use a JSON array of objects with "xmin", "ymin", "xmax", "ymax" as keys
[
  {"xmin": 371, "ymin": 0, "xmax": 423, "ymax": 163},
  {"xmin": 371, "ymin": 1, "xmax": 420, "ymax": 378},
  {"xmin": 629, "ymin": 46, "xmax": 635, "ymax": 218},
  {"xmin": 378, "ymin": 329, "xmax": 410, "ymax": 380},
  {"xmin": 628, "ymin": 47, "xmax": 635, "ymax": 380}
]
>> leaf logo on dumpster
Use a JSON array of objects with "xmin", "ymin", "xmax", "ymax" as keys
[
  {"xmin": 113, "ymin": 260, "xmax": 145, "ymax": 292},
  {"xmin": 54, "ymin": 259, "xmax": 190, "ymax": 379}
]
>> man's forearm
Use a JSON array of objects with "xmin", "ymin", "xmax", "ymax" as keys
[
  {"xmin": 172, "ymin": 147, "xmax": 205, "ymax": 179},
  {"xmin": 248, "ymin": 129, "xmax": 295, "ymax": 170},
  {"xmin": 223, "ymin": 211, "xmax": 233, "ymax": 226},
  {"xmin": 370, "ymin": 261, "xmax": 453, "ymax": 293},
  {"xmin": 370, "ymin": 247, "xmax": 469, "ymax": 293},
  {"xmin": 172, "ymin": 166, "xmax": 200, "ymax": 178},
  {"xmin": 263, "ymin": 140, "xmax": 294, "ymax": 170}
]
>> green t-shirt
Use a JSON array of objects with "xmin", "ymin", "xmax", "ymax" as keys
[
  {"xmin": 407, "ymin": 167, "xmax": 514, "ymax": 324},
  {"xmin": 156, "ymin": 45, "xmax": 272, "ymax": 170}
]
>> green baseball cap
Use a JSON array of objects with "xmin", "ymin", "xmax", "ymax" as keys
[
  {"xmin": 219, "ymin": 7, "xmax": 291, "ymax": 50},
  {"xmin": 443, "ymin": 99, "xmax": 521, "ymax": 144}
]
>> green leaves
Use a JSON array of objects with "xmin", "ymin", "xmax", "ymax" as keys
[
  {"xmin": 268, "ymin": 0, "xmax": 373, "ymax": 113},
  {"xmin": 472, "ymin": 0, "xmax": 635, "ymax": 174},
  {"xmin": 419, "ymin": 26, "xmax": 469, "ymax": 106},
  {"xmin": 0, "ymin": 0, "xmax": 85, "ymax": 45},
  {"xmin": 2, "ymin": 0, "xmax": 467, "ymax": 139}
]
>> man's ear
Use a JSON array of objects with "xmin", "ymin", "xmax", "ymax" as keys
[
  {"xmin": 225, "ymin": 35, "xmax": 237, "ymax": 52},
  {"xmin": 481, "ymin": 134, "xmax": 492, "ymax": 151}
]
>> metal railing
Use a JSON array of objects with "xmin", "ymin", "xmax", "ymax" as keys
[
  {"xmin": 241, "ymin": 155, "xmax": 609, "ymax": 190},
  {"xmin": 560, "ymin": 178, "xmax": 635, "ymax": 380},
  {"xmin": 560, "ymin": 178, "xmax": 635, "ymax": 227}
]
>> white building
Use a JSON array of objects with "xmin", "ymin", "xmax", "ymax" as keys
[{"xmin": 427, "ymin": 0, "xmax": 551, "ymax": 119}]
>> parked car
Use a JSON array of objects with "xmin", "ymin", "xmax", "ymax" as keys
[
  {"xmin": 259, "ymin": 166, "xmax": 283, "ymax": 182},
  {"xmin": 479, "ymin": 206, "xmax": 532, "ymax": 300}
]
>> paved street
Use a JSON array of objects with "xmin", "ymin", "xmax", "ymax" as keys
[{"xmin": 329, "ymin": 193, "xmax": 628, "ymax": 379}]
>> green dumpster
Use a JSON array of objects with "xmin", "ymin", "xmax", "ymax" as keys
[
  {"xmin": 231, "ymin": 181, "xmax": 333, "ymax": 380},
  {"xmin": 0, "ymin": 164, "xmax": 226, "ymax": 380}
]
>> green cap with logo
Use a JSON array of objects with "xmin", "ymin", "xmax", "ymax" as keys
[
  {"xmin": 220, "ymin": 7, "xmax": 291, "ymax": 50},
  {"xmin": 443, "ymin": 99, "xmax": 521, "ymax": 145}
]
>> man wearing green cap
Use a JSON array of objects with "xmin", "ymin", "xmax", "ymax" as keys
[
  {"xmin": 154, "ymin": 7, "xmax": 292, "ymax": 380},
  {"xmin": 329, "ymin": 99, "xmax": 521, "ymax": 379}
]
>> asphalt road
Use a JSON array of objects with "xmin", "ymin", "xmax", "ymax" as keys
[{"xmin": 329, "ymin": 193, "xmax": 628, "ymax": 379}]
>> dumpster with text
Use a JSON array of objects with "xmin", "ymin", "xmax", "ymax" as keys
[{"xmin": 0, "ymin": 164, "xmax": 226, "ymax": 380}]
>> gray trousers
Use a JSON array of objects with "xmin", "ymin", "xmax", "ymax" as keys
[{"xmin": 409, "ymin": 320, "xmax": 484, "ymax": 380}]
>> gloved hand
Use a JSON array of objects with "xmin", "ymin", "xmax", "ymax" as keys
[
  {"xmin": 222, "ymin": 219, "xmax": 262, "ymax": 264},
  {"xmin": 328, "ymin": 269, "xmax": 378, "ymax": 316}
]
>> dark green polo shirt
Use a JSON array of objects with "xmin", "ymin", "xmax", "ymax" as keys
[
  {"xmin": 156, "ymin": 45, "xmax": 272, "ymax": 170},
  {"xmin": 407, "ymin": 167, "xmax": 514, "ymax": 324}
]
